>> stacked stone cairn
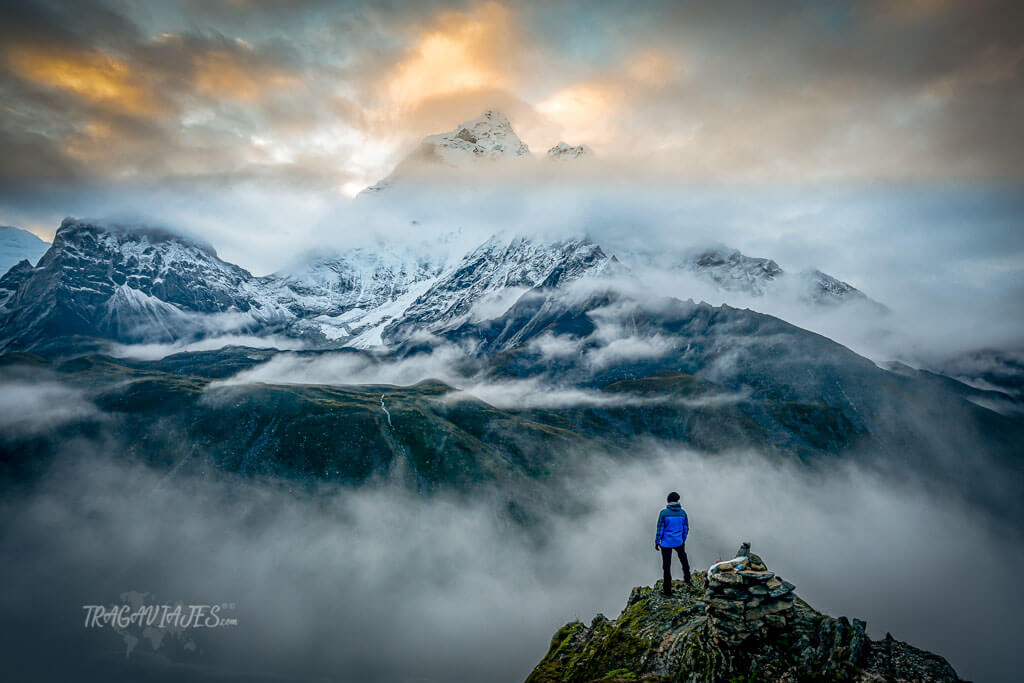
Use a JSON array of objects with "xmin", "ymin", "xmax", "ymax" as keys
[{"xmin": 705, "ymin": 542, "xmax": 796, "ymax": 646}]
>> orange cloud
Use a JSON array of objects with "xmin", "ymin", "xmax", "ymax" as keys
[
  {"xmin": 626, "ymin": 50, "xmax": 681, "ymax": 87},
  {"xmin": 4, "ymin": 44, "xmax": 159, "ymax": 114},
  {"xmin": 875, "ymin": 0, "xmax": 952, "ymax": 23},
  {"xmin": 536, "ymin": 83, "xmax": 621, "ymax": 140},
  {"xmin": 386, "ymin": 1, "xmax": 519, "ymax": 110},
  {"xmin": 536, "ymin": 48, "xmax": 682, "ymax": 149},
  {"xmin": 192, "ymin": 49, "xmax": 301, "ymax": 102},
  {"xmin": 63, "ymin": 120, "xmax": 116, "ymax": 162}
]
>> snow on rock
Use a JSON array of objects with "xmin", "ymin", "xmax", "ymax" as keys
[
  {"xmin": 382, "ymin": 235, "xmax": 612, "ymax": 343},
  {"xmin": 798, "ymin": 269, "xmax": 872, "ymax": 306},
  {"xmin": 0, "ymin": 225, "xmax": 49, "ymax": 276},
  {"xmin": 361, "ymin": 110, "xmax": 531, "ymax": 194},
  {"xmin": 683, "ymin": 246, "xmax": 784, "ymax": 296},
  {"xmin": 618, "ymin": 243, "xmax": 880, "ymax": 308},
  {"xmin": 99, "ymin": 283, "xmax": 193, "ymax": 343},
  {"xmin": 310, "ymin": 272, "xmax": 443, "ymax": 348},
  {"xmin": 0, "ymin": 214, "xmax": 884, "ymax": 354},
  {"xmin": 420, "ymin": 109, "xmax": 531, "ymax": 165},
  {"xmin": 0, "ymin": 259, "xmax": 34, "ymax": 309},
  {"xmin": 264, "ymin": 247, "xmax": 447, "ymax": 316},
  {"xmin": 0, "ymin": 219, "xmax": 278, "ymax": 350},
  {"xmin": 546, "ymin": 141, "xmax": 593, "ymax": 160}
]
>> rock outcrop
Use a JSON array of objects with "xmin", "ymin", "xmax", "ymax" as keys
[
  {"xmin": 547, "ymin": 141, "xmax": 593, "ymax": 160},
  {"xmin": 526, "ymin": 542, "xmax": 961, "ymax": 682}
]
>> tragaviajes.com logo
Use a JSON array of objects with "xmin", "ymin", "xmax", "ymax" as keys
[{"xmin": 83, "ymin": 591, "xmax": 237, "ymax": 658}]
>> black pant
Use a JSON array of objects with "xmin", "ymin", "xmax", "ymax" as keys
[{"xmin": 661, "ymin": 544, "xmax": 691, "ymax": 590}]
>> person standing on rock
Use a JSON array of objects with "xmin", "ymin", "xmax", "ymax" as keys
[{"xmin": 655, "ymin": 491, "xmax": 691, "ymax": 597}]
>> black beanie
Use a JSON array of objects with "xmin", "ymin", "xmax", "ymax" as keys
[{"xmin": 667, "ymin": 491, "xmax": 680, "ymax": 503}]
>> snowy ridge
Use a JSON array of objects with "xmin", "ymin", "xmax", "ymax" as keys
[
  {"xmin": 614, "ymin": 243, "xmax": 878, "ymax": 306},
  {"xmin": 683, "ymin": 246, "xmax": 784, "ymax": 296},
  {"xmin": 0, "ymin": 219, "xmax": 280, "ymax": 350},
  {"xmin": 798, "ymin": 269, "xmax": 870, "ymax": 306},
  {"xmin": 0, "ymin": 225, "xmax": 49, "ymax": 276},
  {"xmin": 265, "ymin": 248, "xmax": 447, "ymax": 315},
  {"xmin": 99, "ymin": 283, "xmax": 193, "ymax": 343},
  {"xmin": 381, "ymin": 235, "xmax": 612, "ymax": 343},
  {"xmin": 46, "ymin": 218, "xmax": 258, "ymax": 312},
  {"xmin": 363, "ymin": 110, "xmax": 532, "ymax": 193},
  {"xmin": 263, "ymin": 243, "xmax": 454, "ymax": 344},
  {"xmin": 0, "ymin": 259, "xmax": 34, "ymax": 309},
  {"xmin": 0, "ymin": 217, "xmax": 881, "ymax": 353},
  {"xmin": 420, "ymin": 110, "xmax": 531, "ymax": 165},
  {"xmin": 0, "ymin": 111, "xmax": 886, "ymax": 352},
  {"xmin": 0, "ymin": 218, "xmax": 618, "ymax": 350}
]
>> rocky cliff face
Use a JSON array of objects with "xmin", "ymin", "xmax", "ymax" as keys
[
  {"xmin": 381, "ymin": 235, "xmax": 612, "ymax": 343},
  {"xmin": 526, "ymin": 543, "xmax": 961, "ymax": 683},
  {"xmin": 0, "ymin": 219, "xmax": 277, "ymax": 351}
]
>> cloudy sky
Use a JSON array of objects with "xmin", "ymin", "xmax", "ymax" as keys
[
  {"xmin": 1, "ymin": 0, "xmax": 1022, "ymax": 286},
  {"xmin": 3, "ymin": 0, "xmax": 1022, "ymax": 192}
]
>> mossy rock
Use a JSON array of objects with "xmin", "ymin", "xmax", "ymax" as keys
[{"xmin": 525, "ymin": 579, "xmax": 962, "ymax": 683}]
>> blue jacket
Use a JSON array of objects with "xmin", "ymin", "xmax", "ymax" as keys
[{"xmin": 655, "ymin": 503, "xmax": 688, "ymax": 548}]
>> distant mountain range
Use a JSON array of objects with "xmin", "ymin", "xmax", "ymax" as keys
[
  {"xmin": 0, "ymin": 217, "xmax": 876, "ymax": 353},
  {"xmin": 0, "ymin": 112, "xmax": 1013, "ymax": 683},
  {"xmin": 0, "ymin": 111, "xmax": 881, "ymax": 352},
  {"xmin": 1, "ymin": 110, "xmax": 1019, "ymax": 518},
  {"xmin": 0, "ymin": 225, "xmax": 49, "ymax": 278}
]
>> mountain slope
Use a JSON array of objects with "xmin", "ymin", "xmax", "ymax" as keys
[
  {"xmin": 0, "ymin": 216, "xmax": 619, "ymax": 352},
  {"xmin": 382, "ymin": 235, "xmax": 613, "ymax": 343},
  {"xmin": 665, "ymin": 244, "xmax": 882, "ymax": 308},
  {"xmin": 419, "ymin": 109, "xmax": 531, "ymax": 164},
  {"xmin": 683, "ymin": 245, "xmax": 784, "ymax": 295},
  {"xmin": 362, "ymin": 110, "xmax": 531, "ymax": 194},
  {"xmin": 260, "ymin": 245, "xmax": 452, "ymax": 344},
  {"xmin": 546, "ymin": 142, "xmax": 593, "ymax": 160},
  {"xmin": 432, "ymin": 280, "xmax": 1024, "ymax": 517},
  {"xmin": 0, "ymin": 259, "xmax": 34, "ymax": 309},
  {"xmin": 0, "ymin": 219, "xmax": 275, "ymax": 351},
  {"xmin": 0, "ymin": 226, "xmax": 49, "ymax": 277}
]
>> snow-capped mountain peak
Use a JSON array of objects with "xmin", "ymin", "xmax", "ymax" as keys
[
  {"xmin": 683, "ymin": 245, "xmax": 783, "ymax": 296},
  {"xmin": 378, "ymin": 234, "xmax": 612, "ymax": 343},
  {"xmin": 361, "ymin": 110, "xmax": 531, "ymax": 194},
  {"xmin": 0, "ymin": 218, "xmax": 272, "ymax": 350},
  {"xmin": 422, "ymin": 110, "xmax": 531, "ymax": 163},
  {"xmin": 409, "ymin": 109, "xmax": 531, "ymax": 170},
  {"xmin": 259, "ymin": 242, "xmax": 454, "ymax": 343}
]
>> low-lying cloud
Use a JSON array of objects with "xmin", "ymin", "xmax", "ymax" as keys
[
  {"xmin": 105, "ymin": 334, "xmax": 306, "ymax": 361},
  {"xmin": 0, "ymin": 447, "xmax": 1019, "ymax": 682},
  {"xmin": 0, "ymin": 375, "xmax": 100, "ymax": 437}
]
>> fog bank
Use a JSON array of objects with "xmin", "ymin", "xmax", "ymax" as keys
[{"xmin": 1, "ymin": 447, "xmax": 1019, "ymax": 682}]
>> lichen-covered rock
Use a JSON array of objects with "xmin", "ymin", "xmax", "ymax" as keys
[{"xmin": 525, "ymin": 544, "xmax": 961, "ymax": 683}]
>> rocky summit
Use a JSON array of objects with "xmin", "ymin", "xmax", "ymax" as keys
[{"xmin": 526, "ymin": 542, "xmax": 961, "ymax": 683}]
